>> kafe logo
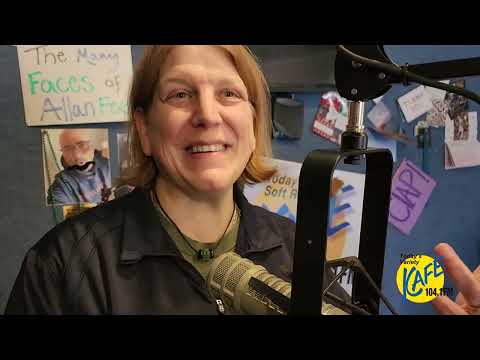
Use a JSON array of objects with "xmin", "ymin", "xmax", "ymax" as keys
[{"xmin": 396, "ymin": 254, "xmax": 445, "ymax": 303}]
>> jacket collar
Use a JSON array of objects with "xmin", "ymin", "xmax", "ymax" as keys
[{"xmin": 120, "ymin": 185, "xmax": 283, "ymax": 264}]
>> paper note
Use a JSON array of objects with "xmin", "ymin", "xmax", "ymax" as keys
[
  {"xmin": 17, "ymin": 45, "xmax": 133, "ymax": 126},
  {"xmin": 334, "ymin": 113, "xmax": 348, "ymax": 132},
  {"xmin": 367, "ymin": 101, "xmax": 391, "ymax": 129},
  {"xmin": 425, "ymin": 79, "xmax": 450, "ymax": 100},
  {"xmin": 445, "ymin": 142, "xmax": 480, "ymax": 169},
  {"xmin": 445, "ymin": 111, "xmax": 480, "ymax": 169},
  {"xmin": 397, "ymin": 86, "xmax": 433, "ymax": 123},
  {"xmin": 389, "ymin": 159, "xmax": 436, "ymax": 235}
]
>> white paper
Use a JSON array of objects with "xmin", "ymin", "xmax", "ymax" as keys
[
  {"xmin": 445, "ymin": 142, "xmax": 480, "ymax": 169},
  {"xmin": 469, "ymin": 112, "xmax": 478, "ymax": 142},
  {"xmin": 425, "ymin": 80, "xmax": 450, "ymax": 100},
  {"xmin": 373, "ymin": 95, "xmax": 384, "ymax": 104},
  {"xmin": 334, "ymin": 113, "xmax": 348, "ymax": 132},
  {"xmin": 17, "ymin": 45, "xmax": 133, "ymax": 126},
  {"xmin": 445, "ymin": 111, "xmax": 480, "ymax": 169},
  {"xmin": 367, "ymin": 101, "xmax": 391, "ymax": 128},
  {"xmin": 445, "ymin": 113, "xmax": 455, "ymax": 143},
  {"xmin": 313, "ymin": 120, "xmax": 334, "ymax": 136},
  {"xmin": 397, "ymin": 86, "xmax": 433, "ymax": 123}
]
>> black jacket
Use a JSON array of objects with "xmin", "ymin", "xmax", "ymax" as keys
[{"xmin": 6, "ymin": 186, "xmax": 345, "ymax": 315}]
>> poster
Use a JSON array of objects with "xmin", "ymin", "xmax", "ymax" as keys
[
  {"xmin": 17, "ymin": 45, "xmax": 133, "ymax": 126},
  {"xmin": 243, "ymin": 157, "xmax": 366, "ymax": 294}
]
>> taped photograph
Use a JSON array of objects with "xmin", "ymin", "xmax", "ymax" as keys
[
  {"xmin": 42, "ymin": 128, "xmax": 112, "ymax": 206},
  {"xmin": 445, "ymin": 79, "xmax": 468, "ymax": 119}
]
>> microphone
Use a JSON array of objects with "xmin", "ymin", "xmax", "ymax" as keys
[{"xmin": 207, "ymin": 252, "xmax": 349, "ymax": 315}]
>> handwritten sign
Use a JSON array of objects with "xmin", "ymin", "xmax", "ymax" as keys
[
  {"xmin": 17, "ymin": 45, "xmax": 133, "ymax": 126},
  {"xmin": 389, "ymin": 159, "xmax": 436, "ymax": 235},
  {"xmin": 397, "ymin": 86, "xmax": 433, "ymax": 123}
]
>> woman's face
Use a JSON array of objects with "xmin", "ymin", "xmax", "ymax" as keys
[{"xmin": 136, "ymin": 46, "xmax": 256, "ymax": 196}]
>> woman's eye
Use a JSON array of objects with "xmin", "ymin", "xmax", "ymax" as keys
[
  {"xmin": 222, "ymin": 89, "xmax": 241, "ymax": 99},
  {"xmin": 169, "ymin": 91, "xmax": 191, "ymax": 100}
]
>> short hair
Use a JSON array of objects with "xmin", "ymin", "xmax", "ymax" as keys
[{"xmin": 121, "ymin": 45, "xmax": 276, "ymax": 188}]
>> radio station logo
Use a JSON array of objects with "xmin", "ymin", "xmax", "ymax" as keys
[{"xmin": 396, "ymin": 253, "xmax": 452, "ymax": 303}]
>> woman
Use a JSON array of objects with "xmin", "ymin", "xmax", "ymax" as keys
[{"xmin": 5, "ymin": 45, "xmax": 327, "ymax": 314}]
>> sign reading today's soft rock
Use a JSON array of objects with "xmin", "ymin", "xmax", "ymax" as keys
[{"xmin": 17, "ymin": 45, "xmax": 133, "ymax": 126}]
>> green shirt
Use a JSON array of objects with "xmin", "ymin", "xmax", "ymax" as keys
[{"xmin": 151, "ymin": 192, "xmax": 240, "ymax": 280}]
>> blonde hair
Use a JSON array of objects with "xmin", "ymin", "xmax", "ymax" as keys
[{"xmin": 121, "ymin": 45, "xmax": 276, "ymax": 188}]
